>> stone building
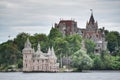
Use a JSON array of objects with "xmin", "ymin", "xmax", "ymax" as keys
[
  {"xmin": 83, "ymin": 12, "xmax": 107, "ymax": 54},
  {"xmin": 22, "ymin": 38, "xmax": 59, "ymax": 72},
  {"xmin": 55, "ymin": 20, "xmax": 82, "ymax": 36},
  {"xmin": 54, "ymin": 12, "xmax": 107, "ymax": 54}
]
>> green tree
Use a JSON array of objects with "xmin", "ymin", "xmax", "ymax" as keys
[
  {"xmin": 31, "ymin": 33, "xmax": 49, "ymax": 52},
  {"xmin": 48, "ymin": 27, "xmax": 63, "ymax": 48},
  {"xmin": 71, "ymin": 49, "xmax": 93, "ymax": 71},
  {"xmin": 48, "ymin": 27, "xmax": 62, "ymax": 40},
  {"xmin": 65, "ymin": 34, "xmax": 82, "ymax": 55},
  {"xmin": 85, "ymin": 39, "xmax": 96, "ymax": 54},
  {"xmin": 0, "ymin": 40, "xmax": 21, "ymax": 68},
  {"xmin": 101, "ymin": 51, "xmax": 113, "ymax": 69},
  {"xmin": 106, "ymin": 32, "xmax": 117, "ymax": 54},
  {"xmin": 14, "ymin": 32, "xmax": 29, "ymax": 51},
  {"xmin": 93, "ymin": 55, "xmax": 104, "ymax": 70}
]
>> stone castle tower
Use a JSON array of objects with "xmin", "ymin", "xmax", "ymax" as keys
[
  {"xmin": 22, "ymin": 38, "xmax": 59, "ymax": 72},
  {"xmin": 83, "ymin": 11, "xmax": 107, "ymax": 54}
]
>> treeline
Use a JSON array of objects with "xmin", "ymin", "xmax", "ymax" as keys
[{"xmin": 0, "ymin": 27, "xmax": 120, "ymax": 71}]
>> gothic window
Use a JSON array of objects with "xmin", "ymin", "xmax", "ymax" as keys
[{"xmin": 26, "ymin": 56, "xmax": 27, "ymax": 58}]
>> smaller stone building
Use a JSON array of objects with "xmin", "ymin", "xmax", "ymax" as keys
[{"xmin": 22, "ymin": 38, "xmax": 59, "ymax": 72}]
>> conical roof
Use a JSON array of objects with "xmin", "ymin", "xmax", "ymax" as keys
[
  {"xmin": 24, "ymin": 38, "xmax": 31, "ymax": 48},
  {"xmin": 47, "ymin": 47, "xmax": 51, "ymax": 55},
  {"xmin": 89, "ymin": 13, "xmax": 95, "ymax": 24},
  {"xmin": 35, "ymin": 43, "xmax": 42, "ymax": 54},
  {"xmin": 37, "ymin": 43, "xmax": 41, "ymax": 51},
  {"xmin": 51, "ymin": 46, "xmax": 57, "ymax": 59}
]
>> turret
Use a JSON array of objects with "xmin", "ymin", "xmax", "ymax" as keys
[
  {"xmin": 51, "ymin": 46, "xmax": 57, "ymax": 59},
  {"xmin": 35, "ymin": 43, "xmax": 42, "ymax": 55},
  {"xmin": 22, "ymin": 38, "xmax": 34, "ymax": 53},
  {"xmin": 47, "ymin": 47, "xmax": 51, "ymax": 56},
  {"xmin": 24, "ymin": 38, "xmax": 31, "ymax": 48},
  {"xmin": 37, "ymin": 43, "xmax": 41, "ymax": 52},
  {"xmin": 22, "ymin": 38, "xmax": 33, "ymax": 72}
]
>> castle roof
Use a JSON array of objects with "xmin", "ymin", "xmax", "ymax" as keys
[
  {"xmin": 24, "ymin": 38, "xmax": 31, "ymax": 48},
  {"xmin": 89, "ymin": 13, "xmax": 95, "ymax": 24},
  {"xmin": 59, "ymin": 20, "xmax": 76, "ymax": 27},
  {"xmin": 51, "ymin": 46, "xmax": 57, "ymax": 59}
]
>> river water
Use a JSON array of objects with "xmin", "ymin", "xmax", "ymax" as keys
[{"xmin": 0, "ymin": 71, "xmax": 120, "ymax": 80}]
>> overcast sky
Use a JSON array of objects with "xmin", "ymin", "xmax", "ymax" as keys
[{"xmin": 0, "ymin": 0, "xmax": 120, "ymax": 43}]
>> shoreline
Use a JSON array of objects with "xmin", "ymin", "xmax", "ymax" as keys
[{"xmin": 0, "ymin": 70, "xmax": 120, "ymax": 73}]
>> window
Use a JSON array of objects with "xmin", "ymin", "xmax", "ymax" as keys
[
  {"xmin": 26, "ymin": 64, "xmax": 27, "ymax": 68},
  {"xmin": 98, "ymin": 44, "xmax": 100, "ymax": 47}
]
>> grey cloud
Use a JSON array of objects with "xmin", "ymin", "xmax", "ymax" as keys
[{"xmin": 0, "ymin": 0, "xmax": 120, "ymax": 43}]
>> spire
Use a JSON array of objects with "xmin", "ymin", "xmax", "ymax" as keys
[
  {"xmin": 51, "ymin": 46, "xmax": 57, "ymax": 59},
  {"xmin": 25, "ymin": 38, "xmax": 31, "ymax": 48},
  {"xmin": 32, "ymin": 47, "xmax": 35, "ymax": 53},
  {"xmin": 35, "ymin": 43, "xmax": 42, "ymax": 55},
  {"xmin": 89, "ymin": 9, "xmax": 95, "ymax": 24},
  {"xmin": 37, "ymin": 43, "xmax": 41, "ymax": 52},
  {"xmin": 47, "ymin": 47, "xmax": 51, "ymax": 55}
]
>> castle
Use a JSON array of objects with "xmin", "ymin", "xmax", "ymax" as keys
[
  {"xmin": 22, "ymin": 38, "xmax": 59, "ymax": 72},
  {"xmin": 55, "ymin": 11, "xmax": 107, "ymax": 54}
]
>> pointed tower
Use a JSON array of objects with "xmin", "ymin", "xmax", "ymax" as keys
[
  {"xmin": 51, "ymin": 46, "xmax": 57, "ymax": 59},
  {"xmin": 37, "ymin": 43, "xmax": 41, "ymax": 52},
  {"xmin": 47, "ymin": 47, "xmax": 51, "ymax": 56},
  {"xmin": 86, "ymin": 9, "xmax": 98, "ymax": 32},
  {"xmin": 25, "ymin": 38, "xmax": 31, "ymax": 48},
  {"xmin": 35, "ymin": 43, "xmax": 42, "ymax": 55},
  {"xmin": 22, "ymin": 38, "xmax": 33, "ymax": 72},
  {"xmin": 89, "ymin": 12, "xmax": 95, "ymax": 24}
]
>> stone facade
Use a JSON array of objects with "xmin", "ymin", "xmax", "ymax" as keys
[
  {"xmin": 22, "ymin": 38, "xmax": 59, "ymax": 72},
  {"xmin": 55, "ymin": 20, "xmax": 82, "ymax": 36},
  {"xmin": 83, "ymin": 12, "xmax": 107, "ymax": 54}
]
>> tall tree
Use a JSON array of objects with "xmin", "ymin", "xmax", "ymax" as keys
[
  {"xmin": 85, "ymin": 39, "xmax": 96, "ymax": 54},
  {"xmin": 65, "ymin": 34, "xmax": 82, "ymax": 55},
  {"xmin": 106, "ymin": 32, "xmax": 118, "ymax": 54},
  {"xmin": 71, "ymin": 49, "xmax": 93, "ymax": 71}
]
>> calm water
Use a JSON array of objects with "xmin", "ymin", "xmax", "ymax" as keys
[{"xmin": 0, "ymin": 71, "xmax": 120, "ymax": 80}]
